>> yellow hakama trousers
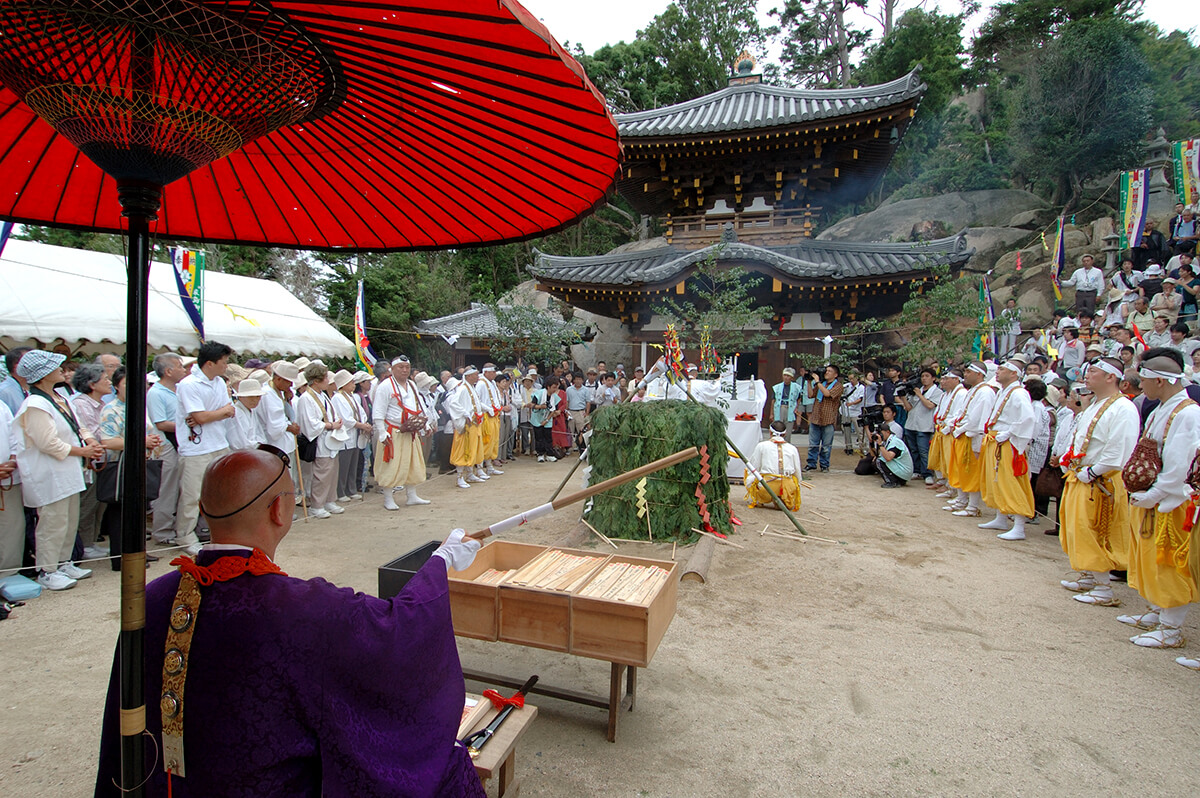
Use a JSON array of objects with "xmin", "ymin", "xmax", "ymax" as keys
[
  {"xmin": 928, "ymin": 427, "xmax": 946, "ymax": 473},
  {"xmin": 481, "ymin": 414, "xmax": 500, "ymax": 460},
  {"xmin": 1059, "ymin": 469, "xmax": 1129, "ymax": 571},
  {"xmin": 1128, "ymin": 505, "xmax": 1199, "ymax": 608},
  {"xmin": 949, "ymin": 435, "xmax": 984, "ymax": 493},
  {"xmin": 373, "ymin": 429, "xmax": 426, "ymax": 487},
  {"xmin": 981, "ymin": 437, "xmax": 1034, "ymax": 517},
  {"xmin": 744, "ymin": 473, "xmax": 801, "ymax": 511},
  {"xmin": 450, "ymin": 423, "xmax": 483, "ymax": 467}
]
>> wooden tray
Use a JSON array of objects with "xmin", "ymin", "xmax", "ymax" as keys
[
  {"xmin": 448, "ymin": 541, "xmax": 546, "ymax": 641},
  {"xmin": 570, "ymin": 554, "xmax": 680, "ymax": 668}
]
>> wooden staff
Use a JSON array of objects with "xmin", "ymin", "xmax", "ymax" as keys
[
  {"xmin": 548, "ymin": 450, "xmax": 587, "ymax": 502},
  {"xmin": 292, "ymin": 434, "xmax": 309, "ymax": 522},
  {"xmin": 467, "ymin": 446, "xmax": 699, "ymax": 541}
]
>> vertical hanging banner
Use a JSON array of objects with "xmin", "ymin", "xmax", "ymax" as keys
[
  {"xmin": 170, "ymin": 247, "xmax": 205, "ymax": 341},
  {"xmin": 979, "ymin": 275, "xmax": 997, "ymax": 357},
  {"xmin": 1049, "ymin": 217, "xmax": 1066, "ymax": 301},
  {"xmin": 1118, "ymin": 169, "xmax": 1149, "ymax": 250},
  {"xmin": 354, "ymin": 280, "xmax": 379, "ymax": 371},
  {"xmin": 1173, "ymin": 139, "xmax": 1199, "ymax": 207}
]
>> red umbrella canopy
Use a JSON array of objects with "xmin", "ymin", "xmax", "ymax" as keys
[{"xmin": 0, "ymin": 1, "xmax": 621, "ymax": 250}]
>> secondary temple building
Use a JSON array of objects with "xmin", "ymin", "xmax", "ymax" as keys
[{"xmin": 528, "ymin": 61, "xmax": 973, "ymax": 378}]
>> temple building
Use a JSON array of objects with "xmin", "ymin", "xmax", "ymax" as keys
[{"xmin": 528, "ymin": 60, "xmax": 973, "ymax": 377}]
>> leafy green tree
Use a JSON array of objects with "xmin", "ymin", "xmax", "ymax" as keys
[
  {"xmin": 1009, "ymin": 17, "xmax": 1152, "ymax": 210},
  {"xmin": 576, "ymin": 40, "xmax": 678, "ymax": 113},
  {"xmin": 1138, "ymin": 26, "xmax": 1200, "ymax": 140},
  {"xmin": 856, "ymin": 8, "xmax": 968, "ymax": 117},
  {"xmin": 16, "ymin": 225, "xmax": 123, "ymax": 253},
  {"xmin": 971, "ymin": 0, "xmax": 1142, "ymax": 74},
  {"xmin": 652, "ymin": 253, "xmax": 773, "ymax": 358},
  {"xmin": 772, "ymin": 0, "xmax": 870, "ymax": 88},
  {"xmin": 487, "ymin": 303, "xmax": 585, "ymax": 369},
  {"xmin": 640, "ymin": 0, "xmax": 770, "ymax": 99}
]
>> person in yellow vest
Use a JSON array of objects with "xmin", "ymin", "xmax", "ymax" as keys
[
  {"xmin": 928, "ymin": 369, "xmax": 966, "ymax": 495},
  {"xmin": 977, "ymin": 359, "xmax": 1037, "ymax": 540},
  {"xmin": 1122, "ymin": 350, "xmax": 1200, "ymax": 652},
  {"xmin": 475, "ymin": 364, "xmax": 505, "ymax": 477},
  {"xmin": 946, "ymin": 362, "xmax": 997, "ymax": 518},
  {"xmin": 745, "ymin": 421, "xmax": 802, "ymax": 511},
  {"xmin": 1058, "ymin": 357, "xmax": 1140, "ymax": 605},
  {"xmin": 447, "ymin": 368, "xmax": 485, "ymax": 490}
]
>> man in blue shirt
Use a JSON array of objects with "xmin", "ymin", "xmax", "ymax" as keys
[
  {"xmin": 0, "ymin": 346, "xmax": 31, "ymax": 414},
  {"xmin": 772, "ymin": 368, "xmax": 802, "ymax": 442},
  {"xmin": 564, "ymin": 373, "xmax": 590, "ymax": 452},
  {"xmin": 147, "ymin": 353, "xmax": 186, "ymax": 543},
  {"xmin": 873, "ymin": 423, "xmax": 913, "ymax": 488}
]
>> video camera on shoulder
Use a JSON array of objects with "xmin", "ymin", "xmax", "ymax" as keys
[
  {"xmin": 861, "ymin": 405, "xmax": 885, "ymax": 433},
  {"xmin": 893, "ymin": 374, "xmax": 921, "ymax": 398}
]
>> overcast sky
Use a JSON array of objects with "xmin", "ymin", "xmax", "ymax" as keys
[{"xmin": 520, "ymin": 0, "xmax": 1192, "ymax": 58}]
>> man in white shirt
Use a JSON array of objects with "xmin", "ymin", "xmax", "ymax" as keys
[
  {"xmin": 977, "ymin": 360, "xmax": 1037, "ymax": 540},
  {"xmin": 297, "ymin": 363, "xmax": 346, "ymax": 519},
  {"xmin": 173, "ymin": 341, "xmax": 236, "ymax": 555},
  {"xmin": 947, "ymin": 361, "xmax": 998, "ymax": 518},
  {"xmin": 372, "ymin": 355, "xmax": 432, "ymax": 509},
  {"xmin": 475, "ymin": 364, "xmax": 505, "ymax": 477},
  {"xmin": 1060, "ymin": 254, "xmax": 1105, "ymax": 316},
  {"xmin": 1058, "ymin": 357, "xmax": 1139, "ymax": 605},
  {"xmin": 899, "ymin": 368, "xmax": 943, "ymax": 483},
  {"xmin": 147, "ymin": 353, "xmax": 185, "ymax": 544},
  {"xmin": 446, "ymin": 367, "xmax": 486, "ymax": 489}
]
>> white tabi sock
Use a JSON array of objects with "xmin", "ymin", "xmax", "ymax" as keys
[
  {"xmin": 1160, "ymin": 605, "xmax": 1189, "ymax": 627},
  {"xmin": 966, "ymin": 492, "xmax": 980, "ymax": 510}
]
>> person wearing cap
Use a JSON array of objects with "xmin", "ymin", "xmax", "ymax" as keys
[
  {"xmin": 228, "ymin": 378, "xmax": 266, "ymax": 450},
  {"xmin": 372, "ymin": 356, "xmax": 433, "ymax": 509},
  {"xmin": 174, "ymin": 341, "xmax": 237, "ymax": 556},
  {"xmin": 975, "ymin": 359, "xmax": 1037, "ymax": 540},
  {"xmin": 474, "ymin": 364, "xmax": 505, "ymax": 477},
  {"xmin": 745, "ymin": 421, "xmax": 803, "ymax": 509},
  {"xmin": 13, "ymin": 350, "xmax": 105, "ymax": 590},
  {"xmin": 1057, "ymin": 356, "xmax": 1140, "ymax": 601},
  {"xmin": 1123, "ymin": 349, "xmax": 1200, "ymax": 660},
  {"xmin": 447, "ymin": 367, "xmax": 487, "ymax": 487},
  {"xmin": 1061, "ymin": 254, "xmax": 1104, "ymax": 317},
  {"xmin": 842, "ymin": 371, "xmax": 865, "ymax": 454},
  {"xmin": 772, "ymin": 367, "xmax": 802, "ymax": 443},
  {"xmin": 929, "ymin": 369, "xmax": 966, "ymax": 497},
  {"xmin": 297, "ymin": 363, "xmax": 346, "ymax": 519},
  {"xmin": 331, "ymin": 369, "xmax": 370, "ymax": 503},
  {"xmin": 945, "ymin": 362, "xmax": 998, "ymax": 517},
  {"xmin": 433, "ymin": 371, "xmax": 457, "ymax": 474},
  {"xmin": 1023, "ymin": 378, "xmax": 1053, "ymax": 526}
]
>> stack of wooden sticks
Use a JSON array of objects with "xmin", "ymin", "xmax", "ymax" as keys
[
  {"xmin": 576, "ymin": 562, "xmax": 671, "ymax": 603},
  {"xmin": 473, "ymin": 549, "xmax": 606, "ymax": 592}
]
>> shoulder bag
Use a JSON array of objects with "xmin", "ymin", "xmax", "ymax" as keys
[
  {"xmin": 96, "ymin": 454, "xmax": 163, "ymax": 505},
  {"xmin": 1123, "ymin": 400, "xmax": 1195, "ymax": 493}
]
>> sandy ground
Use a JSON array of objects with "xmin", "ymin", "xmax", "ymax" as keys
[{"xmin": 3, "ymin": 449, "xmax": 1199, "ymax": 797}]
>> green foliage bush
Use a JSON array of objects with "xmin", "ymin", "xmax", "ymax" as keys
[{"xmin": 585, "ymin": 401, "xmax": 731, "ymax": 541}]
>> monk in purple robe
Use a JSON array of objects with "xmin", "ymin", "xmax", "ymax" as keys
[{"xmin": 95, "ymin": 446, "xmax": 485, "ymax": 797}]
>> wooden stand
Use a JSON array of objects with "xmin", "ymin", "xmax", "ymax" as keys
[
  {"xmin": 463, "ymin": 662, "xmax": 636, "ymax": 743},
  {"xmin": 464, "ymin": 694, "xmax": 539, "ymax": 797}
]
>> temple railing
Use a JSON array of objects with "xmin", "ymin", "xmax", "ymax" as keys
[{"xmin": 665, "ymin": 207, "xmax": 820, "ymax": 249}]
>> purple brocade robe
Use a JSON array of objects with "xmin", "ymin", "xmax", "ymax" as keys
[{"xmin": 95, "ymin": 551, "xmax": 485, "ymax": 798}]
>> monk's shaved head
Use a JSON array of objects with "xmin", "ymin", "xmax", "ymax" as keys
[{"xmin": 200, "ymin": 449, "xmax": 294, "ymax": 551}]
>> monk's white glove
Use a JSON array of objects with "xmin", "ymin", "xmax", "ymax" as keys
[
  {"xmin": 1076, "ymin": 466, "xmax": 1094, "ymax": 484},
  {"xmin": 378, "ymin": 429, "xmax": 389, "ymax": 443},
  {"xmin": 433, "ymin": 528, "xmax": 481, "ymax": 572},
  {"xmin": 1129, "ymin": 491, "xmax": 1157, "ymax": 509}
]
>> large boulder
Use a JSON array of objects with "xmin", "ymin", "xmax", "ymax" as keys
[
  {"xmin": 963, "ymin": 227, "xmax": 1034, "ymax": 272},
  {"xmin": 817, "ymin": 190, "xmax": 1049, "ymax": 242}
]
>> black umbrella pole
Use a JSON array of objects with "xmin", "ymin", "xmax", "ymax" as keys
[{"xmin": 117, "ymin": 182, "xmax": 160, "ymax": 797}]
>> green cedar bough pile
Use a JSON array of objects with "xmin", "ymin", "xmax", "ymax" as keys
[{"xmin": 585, "ymin": 400, "xmax": 731, "ymax": 541}]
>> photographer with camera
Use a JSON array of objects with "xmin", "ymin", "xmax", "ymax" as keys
[
  {"xmin": 871, "ymin": 418, "xmax": 914, "ymax": 488},
  {"xmin": 806, "ymin": 364, "xmax": 843, "ymax": 473},
  {"xmin": 899, "ymin": 367, "xmax": 942, "ymax": 484},
  {"xmin": 841, "ymin": 371, "xmax": 865, "ymax": 455}
]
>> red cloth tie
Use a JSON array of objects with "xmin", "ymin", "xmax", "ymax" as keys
[
  {"xmin": 170, "ymin": 548, "xmax": 286, "ymax": 585},
  {"xmin": 1012, "ymin": 451, "xmax": 1028, "ymax": 477},
  {"xmin": 482, "ymin": 688, "xmax": 526, "ymax": 710}
]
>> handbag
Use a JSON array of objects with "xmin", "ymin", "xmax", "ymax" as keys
[
  {"xmin": 96, "ymin": 454, "xmax": 163, "ymax": 504},
  {"xmin": 1034, "ymin": 464, "xmax": 1064, "ymax": 498},
  {"xmin": 1123, "ymin": 400, "xmax": 1195, "ymax": 493},
  {"xmin": 297, "ymin": 434, "xmax": 318, "ymax": 463}
]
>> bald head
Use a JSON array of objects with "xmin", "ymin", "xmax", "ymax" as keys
[{"xmin": 200, "ymin": 449, "xmax": 294, "ymax": 555}]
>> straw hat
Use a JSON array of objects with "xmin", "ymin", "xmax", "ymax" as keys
[
  {"xmin": 236, "ymin": 378, "xmax": 265, "ymax": 397},
  {"xmin": 293, "ymin": 357, "xmax": 312, "ymax": 370},
  {"xmin": 294, "ymin": 371, "xmax": 308, "ymax": 389},
  {"xmin": 224, "ymin": 363, "xmax": 249, "ymax": 383},
  {"xmin": 248, "ymin": 368, "xmax": 270, "ymax": 384},
  {"xmin": 272, "ymin": 361, "xmax": 299, "ymax": 383},
  {"xmin": 180, "ymin": 355, "xmax": 197, "ymax": 368},
  {"xmin": 413, "ymin": 371, "xmax": 437, "ymax": 392},
  {"xmin": 352, "ymin": 370, "xmax": 373, "ymax": 384},
  {"xmin": 333, "ymin": 369, "xmax": 354, "ymax": 389}
]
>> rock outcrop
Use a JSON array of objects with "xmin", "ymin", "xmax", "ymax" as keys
[{"xmin": 816, "ymin": 190, "xmax": 1049, "ymax": 243}]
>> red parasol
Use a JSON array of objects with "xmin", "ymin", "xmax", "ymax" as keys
[{"xmin": 0, "ymin": 2, "xmax": 619, "ymax": 794}]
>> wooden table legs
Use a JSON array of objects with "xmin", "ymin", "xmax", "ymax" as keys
[{"xmin": 463, "ymin": 662, "xmax": 639, "ymax": 742}]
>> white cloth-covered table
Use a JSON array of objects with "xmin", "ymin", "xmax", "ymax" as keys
[{"xmin": 726, "ymin": 420, "xmax": 764, "ymax": 481}]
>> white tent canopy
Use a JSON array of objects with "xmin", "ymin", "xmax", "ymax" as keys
[{"xmin": 0, "ymin": 238, "xmax": 353, "ymax": 357}]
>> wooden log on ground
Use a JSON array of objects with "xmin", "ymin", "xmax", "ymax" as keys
[
  {"xmin": 681, "ymin": 535, "xmax": 716, "ymax": 584},
  {"xmin": 554, "ymin": 521, "xmax": 592, "ymax": 549}
]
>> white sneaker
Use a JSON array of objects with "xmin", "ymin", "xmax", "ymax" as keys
[
  {"xmin": 310, "ymin": 507, "xmax": 332, "ymax": 519},
  {"xmin": 537, "ymin": 455, "xmax": 545, "ymax": 462},
  {"xmin": 337, "ymin": 495, "xmax": 353, "ymax": 503},
  {"xmin": 83, "ymin": 546, "xmax": 109, "ymax": 561},
  {"xmin": 383, "ymin": 492, "xmax": 400, "ymax": 511},
  {"xmin": 324, "ymin": 502, "xmax": 345, "ymax": 515},
  {"xmin": 466, "ymin": 473, "xmax": 484, "ymax": 483},
  {"xmin": 546, "ymin": 455, "xmax": 558, "ymax": 462},
  {"xmin": 457, "ymin": 477, "xmax": 471, "ymax": 489},
  {"xmin": 350, "ymin": 493, "xmax": 363, "ymax": 500},
  {"xmin": 38, "ymin": 570, "xmax": 76, "ymax": 591},
  {"xmin": 59, "ymin": 561, "xmax": 92, "ymax": 580},
  {"xmin": 924, "ymin": 476, "xmax": 936, "ymax": 485},
  {"xmin": 1118, "ymin": 611, "xmax": 1161, "ymax": 629},
  {"xmin": 1131, "ymin": 625, "xmax": 1184, "ymax": 648}
]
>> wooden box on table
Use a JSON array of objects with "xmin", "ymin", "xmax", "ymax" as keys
[{"xmin": 448, "ymin": 541, "xmax": 680, "ymax": 667}]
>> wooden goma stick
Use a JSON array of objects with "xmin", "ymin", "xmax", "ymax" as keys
[
  {"xmin": 582, "ymin": 519, "xmax": 620, "ymax": 550},
  {"xmin": 548, "ymin": 451, "xmax": 587, "ymax": 502},
  {"xmin": 467, "ymin": 446, "xmax": 700, "ymax": 541}
]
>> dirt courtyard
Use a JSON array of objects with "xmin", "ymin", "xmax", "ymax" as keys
[{"xmin": 3, "ymin": 450, "xmax": 1198, "ymax": 796}]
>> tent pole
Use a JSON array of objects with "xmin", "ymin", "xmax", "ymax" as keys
[{"xmin": 117, "ymin": 180, "xmax": 161, "ymax": 798}]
